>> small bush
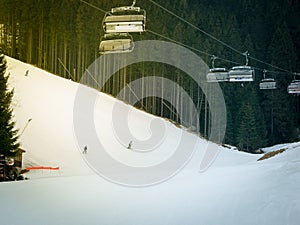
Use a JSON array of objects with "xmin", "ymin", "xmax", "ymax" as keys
[{"xmin": 257, "ymin": 148, "xmax": 286, "ymax": 161}]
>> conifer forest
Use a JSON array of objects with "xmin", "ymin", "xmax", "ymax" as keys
[{"xmin": 0, "ymin": 0, "xmax": 299, "ymax": 152}]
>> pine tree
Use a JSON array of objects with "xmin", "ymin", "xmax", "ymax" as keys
[
  {"xmin": 236, "ymin": 101, "xmax": 257, "ymax": 151},
  {"xmin": 236, "ymin": 85, "xmax": 267, "ymax": 152},
  {"xmin": 267, "ymin": 22, "xmax": 297, "ymax": 144},
  {"xmin": 0, "ymin": 53, "xmax": 19, "ymax": 157}
]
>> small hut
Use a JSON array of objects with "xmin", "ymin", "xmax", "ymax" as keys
[{"xmin": 13, "ymin": 148, "xmax": 26, "ymax": 169}]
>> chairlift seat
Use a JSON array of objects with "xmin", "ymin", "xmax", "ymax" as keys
[
  {"xmin": 287, "ymin": 80, "xmax": 300, "ymax": 94},
  {"xmin": 103, "ymin": 10, "xmax": 146, "ymax": 33},
  {"xmin": 104, "ymin": 15, "xmax": 145, "ymax": 23},
  {"xmin": 228, "ymin": 65, "xmax": 254, "ymax": 82},
  {"xmin": 207, "ymin": 68, "xmax": 229, "ymax": 82},
  {"xmin": 99, "ymin": 33, "xmax": 134, "ymax": 54},
  {"xmin": 259, "ymin": 78, "xmax": 277, "ymax": 90}
]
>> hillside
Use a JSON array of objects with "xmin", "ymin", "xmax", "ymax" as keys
[
  {"xmin": 1, "ymin": 0, "xmax": 300, "ymax": 148},
  {"xmin": 0, "ymin": 56, "xmax": 299, "ymax": 225}
]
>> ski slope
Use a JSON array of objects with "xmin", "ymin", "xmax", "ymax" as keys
[{"xmin": 0, "ymin": 56, "xmax": 299, "ymax": 225}]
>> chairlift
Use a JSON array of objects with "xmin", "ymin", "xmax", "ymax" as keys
[
  {"xmin": 207, "ymin": 68, "xmax": 229, "ymax": 82},
  {"xmin": 228, "ymin": 65, "xmax": 255, "ymax": 82},
  {"xmin": 259, "ymin": 70, "xmax": 277, "ymax": 90},
  {"xmin": 228, "ymin": 51, "xmax": 255, "ymax": 82},
  {"xmin": 103, "ymin": 0, "xmax": 146, "ymax": 33},
  {"xmin": 287, "ymin": 80, "xmax": 300, "ymax": 94},
  {"xmin": 260, "ymin": 78, "xmax": 277, "ymax": 89},
  {"xmin": 206, "ymin": 55, "xmax": 229, "ymax": 82},
  {"xmin": 99, "ymin": 33, "xmax": 134, "ymax": 54}
]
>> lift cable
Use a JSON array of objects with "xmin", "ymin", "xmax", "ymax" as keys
[
  {"xmin": 79, "ymin": 0, "xmax": 240, "ymax": 66},
  {"xmin": 147, "ymin": 0, "xmax": 297, "ymax": 74},
  {"xmin": 79, "ymin": 0, "xmax": 298, "ymax": 75},
  {"xmin": 147, "ymin": 29, "xmax": 240, "ymax": 66},
  {"xmin": 79, "ymin": 0, "xmax": 107, "ymax": 13},
  {"xmin": 147, "ymin": 0, "xmax": 243, "ymax": 56}
]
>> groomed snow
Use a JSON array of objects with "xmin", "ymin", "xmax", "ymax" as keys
[{"xmin": 0, "ymin": 56, "xmax": 299, "ymax": 225}]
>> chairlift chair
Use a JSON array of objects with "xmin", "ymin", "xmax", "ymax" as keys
[
  {"xmin": 228, "ymin": 51, "xmax": 254, "ymax": 82},
  {"xmin": 206, "ymin": 68, "xmax": 229, "ymax": 82},
  {"xmin": 228, "ymin": 65, "xmax": 255, "ymax": 82},
  {"xmin": 287, "ymin": 80, "xmax": 300, "ymax": 94},
  {"xmin": 259, "ymin": 70, "xmax": 277, "ymax": 90},
  {"xmin": 259, "ymin": 78, "xmax": 277, "ymax": 90},
  {"xmin": 99, "ymin": 33, "xmax": 134, "ymax": 54},
  {"xmin": 103, "ymin": 6, "xmax": 146, "ymax": 33}
]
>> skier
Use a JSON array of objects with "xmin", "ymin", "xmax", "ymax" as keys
[
  {"xmin": 83, "ymin": 145, "xmax": 87, "ymax": 154},
  {"xmin": 127, "ymin": 141, "xmax": 133, "ymax": 150}
]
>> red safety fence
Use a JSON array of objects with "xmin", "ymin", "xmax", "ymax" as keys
[{"xmin": 25, "ymin": 166, "xmax": 60, "ymax": 171}]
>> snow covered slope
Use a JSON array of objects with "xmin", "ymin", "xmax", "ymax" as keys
[
  {"xmin": 1, "ymin": 56, "xmax": 299, "ymax": 225},
  {"xmin": 5, "ymin": 56, "xmax": 211, "ymax": 179},
  {"xmin": 7, "ymin": 57, "xmax": 92, "ymax": 177}
]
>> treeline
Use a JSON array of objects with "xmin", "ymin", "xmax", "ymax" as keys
[{"xmin": 0, "ymin": 0, "xmax": 299, "ymax": 151}]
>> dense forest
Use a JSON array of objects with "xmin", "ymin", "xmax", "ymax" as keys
[{"xmin": 0, "ymin": 0, "xmax": 299, "ymax": 152}]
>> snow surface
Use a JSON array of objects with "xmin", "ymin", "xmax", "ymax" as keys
[{"xmin": 0, "ymin": 56, "xmax": 299, "ymax": 225}]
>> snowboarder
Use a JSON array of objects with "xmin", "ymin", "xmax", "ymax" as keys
[
  {"xmin": 127, "ymin": 141, "xmax": 133, "ymax": 150},
  {"xmin": 83, "ymin": 145, "xmax": 87, "ymax": 154},
  {"xmin": 25, "ymin": 70, "xmax": 29, "ymax": 76}
]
